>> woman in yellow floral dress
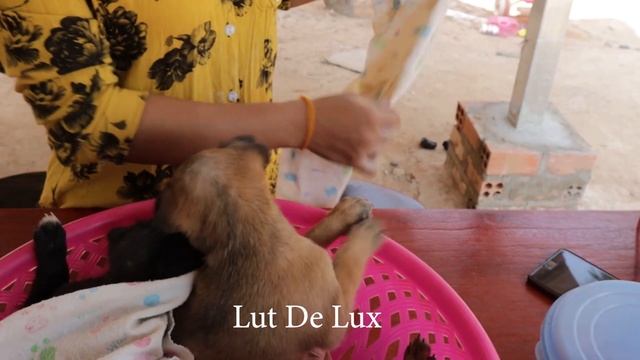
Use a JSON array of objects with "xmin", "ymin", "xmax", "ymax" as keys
[{"xmin": 0, "ymin": 0, "xmax": 399, "ymax": 208}]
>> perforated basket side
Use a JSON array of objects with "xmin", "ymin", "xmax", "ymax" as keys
[
  {"xmin": 282, "ymin": 200, "xmax": 498, "ymax": 360},
  {"xmin": 0, "ymin": 200, "xmax": 155, "ymax": 321},
  {"xmin": 0, "ymin": 199, "xmax": 498, "ymax": 360}
]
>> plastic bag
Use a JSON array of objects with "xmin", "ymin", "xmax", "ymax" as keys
[{"xmin": 276, "ymin": 0, "xmax": 448, "ymax": 208}]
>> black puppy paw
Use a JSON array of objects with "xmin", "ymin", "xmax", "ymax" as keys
[
  {"xmin": 24, "ymin": 213, "xmax": 69, "ymax": 307},
  {"xmin": 33, "ymin": 213, "xmax": 67, "ymax": 258},
  {"xmin": 404, "ymin": 335, "xmax": 436, "ymax": 360}
]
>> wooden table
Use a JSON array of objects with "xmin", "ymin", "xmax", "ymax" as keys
[{"xmin": 1, "ymin": 208, "xmax": 639, "ymax": 359}]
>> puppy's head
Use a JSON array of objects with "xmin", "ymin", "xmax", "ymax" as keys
[{"xmin": 155, "ymin": 136, "xmax": 272, "ymax": 252}]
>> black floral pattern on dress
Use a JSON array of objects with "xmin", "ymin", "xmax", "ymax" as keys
[
  {"xmin": 148, "ymin": 39, "xmax": 193, "ymax": 91},
  {"xmin": 23, "ymin": 80, "xmax": 66, "ymax": 119},
  {"xmin": 228, "ymin": 0, "xmax": 253, "ymax": 16},
  {"xmin": 110, "ymin": 120, "xmax": 127, "ymax": 130},
  {"xmin": 71, "ymin": 162, "xmax": 99, "ymax": 181},
  {"xmin": 47, "ymin": 124, "xmax": 89, "ymax": 166},
  {"xmin": 117, "ymin": 165, "xmax": 173, "ymax": 201},
  {"xmin": 0, "ymin": 11, "xmax": 43, "ymax": 66},
  {"xmin": 257, "ymin": 39, "xmax": 276, "ymax": 92},
  {"xmin": 45, "ymin": 72, "xmax": 102, "ymax": 167},
  {"xmin": 96, "ymin": 0, "xmax": 148, "ymax": 72},
  {"xmin": 278, "ymin": 0, "xmax": 292, "ymax": 10},
  {"xmin": 45, "ymin": 16, "xmax": 108, "ymax": 75},
  {"xmin": 90, "ymin": 131, "xmax": 132, "ymax": 164},
  {"xmin": 148, "ymin": 21, "xmax": 216, "ymax": 91},
  {"xmin": 195, "ymin": 22, "xmax": 216, "ymax": 65},
  {"xmin": 61, "ymin": 72, "xmax": 102, "ymax": 133}
]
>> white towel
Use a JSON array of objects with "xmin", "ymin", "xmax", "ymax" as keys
[{"xmin": 0, "ymin": 272, "xmax": 196, "ymax": 360}]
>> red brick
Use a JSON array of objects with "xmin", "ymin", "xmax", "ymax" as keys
[
  {"xmin": 547, "ymin": 151, "xmax": 597, "ymax": 176},
  {"xmin": 459, "ymin": 111, "xmax": 481, "ymax": 150},
  {"xmin": 465, "ymin": 161, "xmax": 484, "ymax": 192},
  {"xmin": 485, "ymin": 143, "xmax": 542, "ymax": 176},
  {"xmin": 449, "ymin": 128, "xmax": 465, "ymax": 161},
  {"xmin": 447, "ymin": 159, "xmax": 466, "ymax": 195}
]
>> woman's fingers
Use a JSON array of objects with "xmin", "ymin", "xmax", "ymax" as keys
[
  {"xmin": 310, "ymin": 94, "xmax": 400, "ymax": 173},
  {"xmin": 355, "ymin": 154, "xmax": 378, "ymax": 175},
  {"xmin": 375, "ymin": 101, "xmax": 401, "ymax": 126}
]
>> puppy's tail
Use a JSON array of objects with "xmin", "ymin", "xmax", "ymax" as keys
[
  {"xmin": 404, "ymin": 335, "xmax": 436, "ymax": 360},
  {"xmin": 23, "ymin": 214, "xmax": 69, "ymax": 307}
]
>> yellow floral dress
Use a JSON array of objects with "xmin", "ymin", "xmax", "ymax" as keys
[{"xmin": 0, "ymin": 0, "xmax": 289, "ymax": 208}]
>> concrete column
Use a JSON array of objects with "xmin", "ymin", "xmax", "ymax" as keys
[{"xmin": 508, "ymin": 0, "xmax": 574, "ymax": 127}]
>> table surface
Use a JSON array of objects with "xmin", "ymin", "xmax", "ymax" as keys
[{"xmin": 1, "ymin": 208, "xmax": 639, "ymax": 359}]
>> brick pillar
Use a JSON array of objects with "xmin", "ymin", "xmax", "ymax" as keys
[
  {"xmin": 445, "ymin": 102, "xmax": 595, "ymax": 209},
  {"xmin": 508, "ymin": 0, "xmax": 574, "ymax": 127},
  {"xmin": 445, "ymin": 0, "xmax": 596, "ymax": 209}
]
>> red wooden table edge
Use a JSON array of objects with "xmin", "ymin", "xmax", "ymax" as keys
[{"xmin": 1, "ymin": 207, "xmax": 638, "ymax": 360}]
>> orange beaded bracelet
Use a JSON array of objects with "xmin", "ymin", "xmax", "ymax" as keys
[{"xmin": 299, "ymin": 95, "xmax": 316, "ymax": 149}]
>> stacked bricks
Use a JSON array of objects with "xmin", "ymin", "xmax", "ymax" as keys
[{"xmin": 445, "ymin": 102, "xmax": 596, "ymax": 209}]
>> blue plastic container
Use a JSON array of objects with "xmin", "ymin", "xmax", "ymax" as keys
[{"xmin": 536, "ymin": 280, "xmax": 640, "ymax": 360}]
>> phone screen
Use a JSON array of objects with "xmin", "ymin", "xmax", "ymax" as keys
[{"xmin": 528, "ymin": 249, "xmax": 617, "ymax": 298}]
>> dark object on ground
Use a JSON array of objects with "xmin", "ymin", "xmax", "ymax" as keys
[
  {"xmin": 24, "ymin": 217, "xmax": 203, "ymax": 307},
  {"xmin": 0, "ymin": 172, "xmax": 46, "ymax": 208},
  {"xmin": 443, "ymin": 140, "xmax": 450, "ymax": 151},
  {"xmin": 404, "ymin": 335, "xmax": 436, "ymax": 360},
  {"xmin": 495, "ymin": 51, "xmax": 519, "ymax": 58},
  {"xmin": 419, "ymin": 137, "xmax": 437, "ymax": 150}
]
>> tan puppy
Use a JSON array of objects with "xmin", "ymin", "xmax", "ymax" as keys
[{"xmin": 155, "ymin": 137, "xmax": 382, "ymax": 359}]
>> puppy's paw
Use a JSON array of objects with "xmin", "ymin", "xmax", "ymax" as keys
[
  {"xmin": 403, "ymin": 335, "xmax": 435, "ymax": 360},
  {"xmin": 332, "ymin": 197, "xmax": 373, "ymax": 227},
  {"xmin": 348, "ymin": 218, "xmax": 383, "ymax": 253},
  {"xmin": 33, "ymin": 213, "xmax": 66, "ymax": 256}
]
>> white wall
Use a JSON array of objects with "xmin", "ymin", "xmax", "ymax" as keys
[{"xmin": 459, "ymin": 0, "xmax": 640, "ymax": 35}]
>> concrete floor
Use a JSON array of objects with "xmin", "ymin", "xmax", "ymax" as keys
[{"xmin": 1, "ymin": 0, "xmax": 639, "ymax": 209}]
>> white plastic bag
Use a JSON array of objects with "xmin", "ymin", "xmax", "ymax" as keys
[{"xmin": 276, "ymin": 0, "xmax": 448, "ymax": 208}]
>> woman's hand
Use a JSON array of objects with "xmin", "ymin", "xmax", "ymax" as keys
[
  {"xmin": 309, "ymin": 94, "xmax": 400, "ymax": 174},
  {"xmin": 128, "ymin": 94, "xmax": 398, "ymax": 173}
]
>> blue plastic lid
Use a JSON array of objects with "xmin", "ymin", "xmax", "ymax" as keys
[{"xmin": 538, "ymin": 280, "xmax": 640, "ymax": 360}]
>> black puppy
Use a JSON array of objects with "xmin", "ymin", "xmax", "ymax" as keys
[{"xmin": 24, "ymin": 214, "xmax": 203, "ymax": 307}]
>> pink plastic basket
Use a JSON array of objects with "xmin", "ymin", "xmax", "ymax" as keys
[{"xmin": 0, "ymin": 200, "xmax": 498, "ymax": 359}]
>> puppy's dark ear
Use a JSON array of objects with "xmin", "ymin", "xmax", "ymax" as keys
[
  {"xmin": 154, "ymin": 232, "xmax": 204, "ymax": 278},
  {"xmin": 220, "ymin": 135, "xmax": 256, "ymax": 148},
  {"xmin": 154, "ymin": 194, "xmax": 163, "ymax": 214},
  {"xmin": 107, "ymin": 227, "xmax": 129, "ymax": 245},
  {"xmin": 251, "ymin": 142, "xmax": 270, "ymax": 168},
  {"xmin": 221, "ymin": 135, "xmax": 270, "ymax": 167}
]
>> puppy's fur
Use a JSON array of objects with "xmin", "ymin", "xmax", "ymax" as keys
[
  {"xmin": 404, "ymin": 336, "xmax": 436, "ymax": 360},
  {"xmin": 157, "ymin": 138, "xmax": 383, "ymax": 359},
  {"xmin": 25, "ymin": 219, "xmax": 203, "ymax": 307},
  {"xmin": 26, "ymin": 137, "xmax": 382, "ymax": 359}
]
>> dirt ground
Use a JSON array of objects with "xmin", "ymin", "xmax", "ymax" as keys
[{"xmin": 1, "ymin": 0, "xmax": 639, "ymax": 209}]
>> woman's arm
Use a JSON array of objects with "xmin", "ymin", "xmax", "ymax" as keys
[
  {"xmin": 128, "ymin": 96, "xmax": 307, "ymax": 165},
  {"xmin": 289, "ymin": 0, "xmax": 317, "ymax": 7},
  {"xmin": 278, "ymin": 0, "xmax": 316, "ymax": 10},
  {"xmin": 130, "ymin": 94, "xmax": 400, "ymax": 174},
  {"xmin": 1, "ymin": 0, "xmax": 399, "ymax": 175}
]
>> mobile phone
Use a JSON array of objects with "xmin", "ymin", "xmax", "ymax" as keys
[{"xmin": 527, "ymin": 249, "xmax": 617, "ymax": 299}]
